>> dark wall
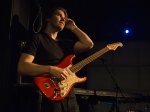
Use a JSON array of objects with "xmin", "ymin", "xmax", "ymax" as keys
[
  {"xmin": 0, "ymin": 0, "xmax": 32, "ymax": 111},
  {"xmin": 0, "ymin": 0, "xmax": 12, "ymax": 111}
]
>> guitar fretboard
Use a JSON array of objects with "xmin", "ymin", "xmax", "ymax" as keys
[{"xmin": 70, "ymin": 47, "xmax": 109, "ymax": 73}]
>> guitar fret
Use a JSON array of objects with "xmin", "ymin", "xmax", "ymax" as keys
[{"xmin": 70, "ymin": 47, "xmax": 109, "ymax": 73}]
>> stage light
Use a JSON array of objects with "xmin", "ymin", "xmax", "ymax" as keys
[{"xmin": 125, "ymin": 29, "xmax": 129, "ymax": 34}]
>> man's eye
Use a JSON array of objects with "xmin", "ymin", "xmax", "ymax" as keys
[
  {"xmin": 56, "ymin": 13, "xmax": 62, "ymax": 17},
  {"xmin": 55, "ymin": 13, "xmax": 66, "ymax": 20}
]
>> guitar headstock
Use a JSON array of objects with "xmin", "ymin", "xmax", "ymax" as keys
[{"xmin": 107, "ymin": 42, "xmax": 123, "ymax": 50}]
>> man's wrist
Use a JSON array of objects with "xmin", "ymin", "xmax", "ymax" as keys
[
  {"xmin": 48, "ymin": 66, "xmax": 51, "ymax": 74},
  {"xmin": 70, "ymin": 24, "xmax": 77, "ymax": 31}
]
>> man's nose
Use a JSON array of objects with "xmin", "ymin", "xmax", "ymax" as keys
[{"xmin": 60, "ymin": 16, "xmax": 66, "ymax": 21}]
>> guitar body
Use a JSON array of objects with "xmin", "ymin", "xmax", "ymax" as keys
[{"xmin": 33, "ymin": 54, "xmax": 87, "ymax": 101}]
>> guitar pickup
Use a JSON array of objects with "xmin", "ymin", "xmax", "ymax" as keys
[
  {"xmin": 61, "ymin": 87, "xmax": 64, "ymax": 90},
  {"xmin": 61, "ymin": 92, "xmax": 64, "ymax": 96}
]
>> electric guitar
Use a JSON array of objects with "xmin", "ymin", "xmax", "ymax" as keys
[{"xmin": 33, "ymin": 42, "xmax": 123, "ymax": 101}]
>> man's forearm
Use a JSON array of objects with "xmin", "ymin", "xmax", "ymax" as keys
[
  {"xmin": 17, "ymin": 62, "xmax": 50, "ymax": 76},
  {"xmin": 72, "ymin": 26, "xmax": 93, "ymax": 47}
]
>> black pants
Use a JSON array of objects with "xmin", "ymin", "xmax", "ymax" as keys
[{"xmin": 41, "ymin": 97, "xmax": 79, "ymax": 112}]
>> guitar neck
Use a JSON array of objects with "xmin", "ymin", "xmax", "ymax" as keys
[{"xmin": 70, "ymin": 47, "xmax": 109, "ymax": 73}]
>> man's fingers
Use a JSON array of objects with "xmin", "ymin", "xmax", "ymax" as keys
[{"xmin": 60, "ymin": 70, "xmax": 69, "ymax": 79}]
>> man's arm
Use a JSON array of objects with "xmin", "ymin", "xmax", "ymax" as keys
[
  {"xmin": 17, "ymin": 53, "xmax": 50, "ymax": 76},
  {"xmin": 71, "ymin": 26, "xmax": 94, "ymax": 53},
  {"xmin": 65, "ymin": 18, "xmax": 94, "ymax": 53},
  {"xmin": 17, "ymin": 53, "xmax": 68, "ymax": 79}
]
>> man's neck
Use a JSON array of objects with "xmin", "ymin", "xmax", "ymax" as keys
[{"xmin": 44, "ymin": 26, "xmax": 58, "ymax": 40}]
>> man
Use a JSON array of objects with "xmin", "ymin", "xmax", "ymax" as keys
[{"xmin": 17, "ymin": 7, "xmax": 94, "ymax": 112}]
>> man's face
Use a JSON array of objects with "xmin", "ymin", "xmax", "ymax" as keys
[{"xmin": 47, "ymin": 9, "xmax": 66, "ymax": 31}]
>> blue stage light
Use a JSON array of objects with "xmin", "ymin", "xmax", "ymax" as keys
[{"xmin": 125, "ymin": 29, "xmax": 129, "ymax": 34}]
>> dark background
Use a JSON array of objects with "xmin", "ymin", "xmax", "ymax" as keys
[
  {"xmin": 39, "ymin": 0, "xmax": 150, "ymax": 41},
  {"xmin": 0, "ymin": 0, "xmax": 150, "ymax": 111}
]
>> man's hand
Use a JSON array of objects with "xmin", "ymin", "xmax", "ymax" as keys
[
  {"xmin": 65, "ymin": 18, "xmax": 76, "ymax": 30},
  {"xmin": 49, "ymin": 66, "xmax": 68, "ymax": 80}
]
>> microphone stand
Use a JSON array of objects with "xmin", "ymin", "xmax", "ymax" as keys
[{"xmin": 100, "ymin": 58, "xmax": 125, "ymax": 112}]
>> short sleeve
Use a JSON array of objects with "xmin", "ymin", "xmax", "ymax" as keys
[{"xmin": 22, "ymin": 34, "xmax": 40, "ymax": 56}]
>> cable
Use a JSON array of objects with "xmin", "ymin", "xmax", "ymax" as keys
[{"xmin": 32, "ymin": 0, "xmax": 42, "ymax": 33}]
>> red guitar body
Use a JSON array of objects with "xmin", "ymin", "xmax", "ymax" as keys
[{"xmin": 33, "ymin": 54, "xmax": 87, "ymax": 101}]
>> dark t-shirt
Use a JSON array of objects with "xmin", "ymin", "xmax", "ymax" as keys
[
  {"xmin": 23, "ymin": 32, "xmax": 75, "ymax": 65},
  {"xmin": 22, "ymin": 32, "xmax": 77, "ymax": 98}
]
